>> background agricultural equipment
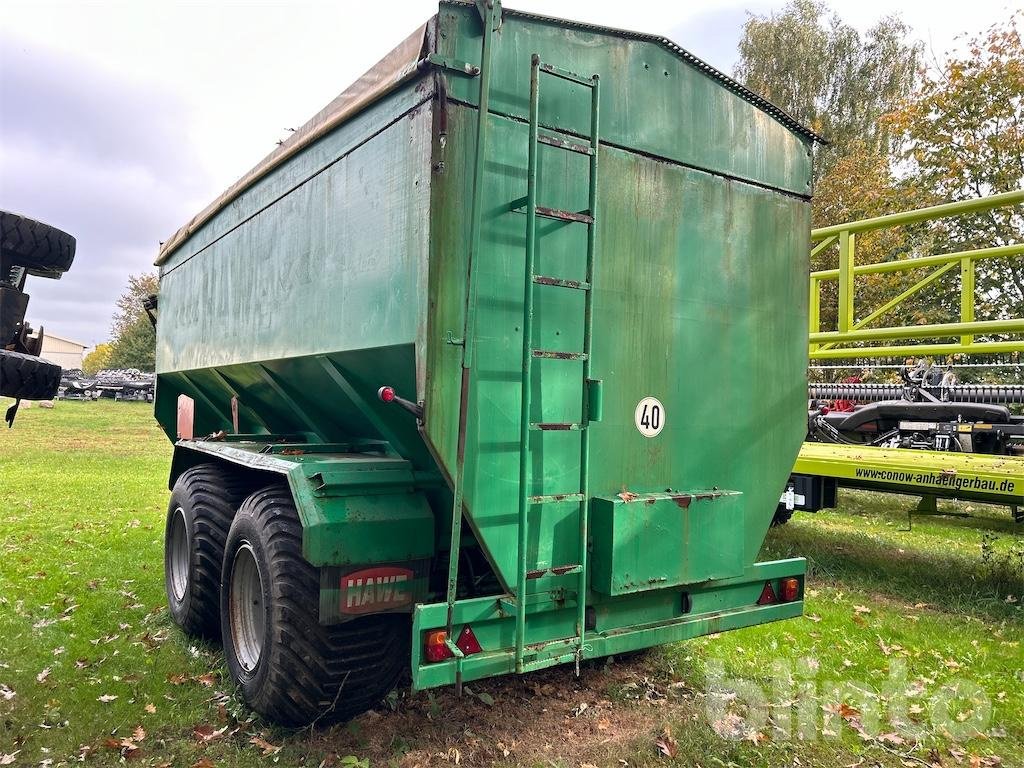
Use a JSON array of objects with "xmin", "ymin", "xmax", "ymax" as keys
[
  {"xmin": 778, "ymin": 191, "xmax": 1024, "ymax": 525},
  {"xmin": 154, "ymin": 1, "xmax": 814, "ymax": 726},
  {"xmin": 57, "ymin": 368, "xmax": 156, "ymax": 402},
  {"xmin": 0, "ymin": 210, "xmax": 77, "ymax": 421}
]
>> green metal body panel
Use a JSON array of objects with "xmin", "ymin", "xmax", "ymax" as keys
[
  {"xmin": 411, "ymin": 559, "xmax": 805, "ymax": 689},
  {"xmin": 589, "ymin": 491, "xmax": 745, "ymax": 596},
  {"xmin": 173, "ymin": 439, "xmax": 435, "ymax": 567},
  {"xmin": 424, "ymin": 97, "xmax": 809, "ymax": 590},
  {"xmin": 154, "ymin": 2, "xmax": 812, "ymax": 685}
]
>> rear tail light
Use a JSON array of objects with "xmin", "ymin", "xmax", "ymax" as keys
[
  {"xmin": 780, "ymin": 577, "xmax": 801, "ymax": 602},
  {"xmin": 424, "ymin": 630, "xmax": 451, "ymax": 663},
  {"xmin": 757, "ymin": 581, "xmax": 777, "ymax": 605},
  {"xmin": 424, "ymin": 626, "xmax": 483, "ymax": 663}
]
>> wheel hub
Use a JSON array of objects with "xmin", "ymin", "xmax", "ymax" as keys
[
  {"xmin": 229, "ymin": 542, "xmax": 265, "ymax": 672},
  {"xmin": 168, "ymin": 507, "xmax": 189, "ymax": 602}
]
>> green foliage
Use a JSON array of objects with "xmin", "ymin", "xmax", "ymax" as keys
[
  {"xmin": 80, "ymin": 342, "xmax": 112, "ymax": 375},
  {"xmin": 735, "ymin": 0, "xmax": 920, "ymax": 181},
  {"xmin": 107, "ymin": 273, "xmax": 157, "ymax": 371},
  {"xmin": 107, "ymin": 316, "xmax": 155, "ymax": 371},
  {"xmin": 885, "ymin": 11, "xmax": 1024, "ymax": 319}
]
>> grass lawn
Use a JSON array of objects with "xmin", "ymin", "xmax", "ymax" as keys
[{"xmin": 1, "ymin": 399, "xmax": 1021, "ymax": 767}]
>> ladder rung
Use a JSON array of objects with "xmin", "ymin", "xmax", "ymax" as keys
[
  {"xmin": 532, "ymin": 349, "xmax": 587, "ymax": 361},
  {"xmin": 537, "ymin": 131, "xmax": 593, "ymax": 155},
  {"xmin": 536, "ymin": 206, "xmax": 593, "ymax": 224},
  {"xmin": 530, "ymin": 422, "xmax": 583, "ymax": 431},
  {"xmin": 528, "ymin": 492, "xmax": 585, "ymax": 505},
  {"xmin": 539, "ymin": 62, "xmax": 596, "ymax": 88},
  {"xmin": 532, "ymin": 275, "xmax": 590, "ymax": 290},
  {"xmin": 526, "ymin": 564, "xmax": 583, "ymax": 580}
]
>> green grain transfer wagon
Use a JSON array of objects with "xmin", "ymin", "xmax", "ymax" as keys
[{"xmin": 153, "ymin": 1, "xmax": 816, "ymax": 725}]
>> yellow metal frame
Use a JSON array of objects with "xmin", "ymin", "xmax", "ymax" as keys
[
  {"xmin": 794, "ymin": 443, "xmax": 1023, "ymax": 507},
  {"xmin": 809, "ymin": 190, "xmax": 1024, "ymax": 360}
]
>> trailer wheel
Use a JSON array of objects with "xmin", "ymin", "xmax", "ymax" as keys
[
  {"xmin": 0, "ymin": 349, "xmax": 61, "ymax": 400},
  {"xmin": 164, "ymin": 464, "xmax": 250, "ymax": 639},
  {"xmin": 221, "ymin": 485, "xmax": 408, "ymax": 726}
]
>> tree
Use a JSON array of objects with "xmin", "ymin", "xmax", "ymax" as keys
[
  {"xmin": 108, "ymin": 317, "xmax": 155, "ymax": 371},
  {"xmin": 735, "ymin": 0, "xmax": 921, "ymax": 182},
  {"xmin": 884, "ymin": 12, "xmax": 1024, "ymax": 319},
  {"xmin": 82, "ymin": 342, "xmax": 113, "ymax": 375},
  {"xmin": 107, "ymin": 273, "xmax": 157, "ymax": 371}
]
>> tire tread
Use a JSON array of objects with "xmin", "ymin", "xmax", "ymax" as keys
[{"xmin": 226, "ymin": 486, "xmax": 409, "ymax": 726}]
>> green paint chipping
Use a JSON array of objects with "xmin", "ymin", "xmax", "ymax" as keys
[{"xmin": 153, "ymin": 2, "xmax": 814, "ymax": 689}]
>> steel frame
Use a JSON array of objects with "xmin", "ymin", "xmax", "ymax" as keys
[{"xmin": 808, "ymin": 190, "xmax": 1024, "ymax": 360}]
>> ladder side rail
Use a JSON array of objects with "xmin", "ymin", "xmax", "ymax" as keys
[{"xmin": 515, "ymin": 54, "xmax": 543, "ymax": 672}]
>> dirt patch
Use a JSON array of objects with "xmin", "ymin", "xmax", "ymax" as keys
[{"xmin": 300, "ymin": 656, "xmax": 689, "ymax": 767}]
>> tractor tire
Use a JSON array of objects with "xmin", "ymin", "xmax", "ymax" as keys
[
  {"xmin": 0, "ymin": 211, "xmax": 76, "ymax": 277},
  {"xmin": 771, "ymin": 506, "xmax": 795, "ymax": 527},
  {"xmin": 221, "ymin": 485, "xmax": 409, "ymax": 726},
  {"xmin": 164, "ymin": 464, "xmax": 251, "ymax": 639},
  {"xmin": 0, "ymin": 349, "xmax": 61, "ymax": 400}
]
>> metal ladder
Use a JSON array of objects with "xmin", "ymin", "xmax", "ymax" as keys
[{"xmin": 514, "ymin": 54, "xmax": 600, "ymax": 673}]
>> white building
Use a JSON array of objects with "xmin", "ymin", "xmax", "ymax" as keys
[{"xmin": 40, "ymin": 332, "xmax": 87, "ymax": 370}]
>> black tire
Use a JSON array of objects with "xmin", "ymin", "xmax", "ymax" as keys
[
  {"xmin": 0, "ymin": 211, "xmax": 76, "ymax": 277},
  {"xmin": 164, "ymin": 464, "xmax": 250, "ymax": 639},
  {"xmin": 0, "ymin": 349, "xmax": 61, "ymax": 400},
  {"xmin": 221, "ymin": 485, "xmax": 409, "ymax": 727},
  {"xmin": 771, "ymin": 506, "xmax": 795, "ymax": 527}
]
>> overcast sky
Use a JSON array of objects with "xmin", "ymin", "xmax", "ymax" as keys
[{"xmin": 0, "ymin": 0, "xmax": 1016, "ymax": 349}]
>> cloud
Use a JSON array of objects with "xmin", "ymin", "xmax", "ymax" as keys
[{"xmin": 0, "ymin": 32, "xmax": 211, "ymax": 347}]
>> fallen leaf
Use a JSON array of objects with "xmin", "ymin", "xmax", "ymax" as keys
[
  {"xmin": 133, "ymin": 725, "xmax": 146, "ymax": 742},
  {"xmin": 193, "ymin": 724, "xmax": 228, "ymax": 742},
  {"xmin": 36, "ymin": 667, "xmax": 51, "ymax": 684},
  {"xmin": 250, "ymin": 735, "xmax": 281, "ymax": 755},
  {"xmin": 167, "ymin": 673, "xmax": 189, "ymax": 685},
  {"xmin": 98, "ymin": 694, "xmax": 118, "ymax": 703},
  {"xmin": 191, "ymin": 759, "xmax": 216, "ymax": 768},
  {"xmin": 618, "ymin": 491, "xmax": 639, "ymax": 503},
  {"xmin": 655, "ymin": 726, "xmax": 677, "ymax": 758},
  {"xmin": 196, "ymin": 673, "xmax": 217, "ymax": 687},
  {"xmin": 144, "ymin": 703, "xmax": 157, "ymax": 714},
  {"xmin": 853, "ymin": 605, "xmax": 871, "ymax": 615},
  {"xmin": 0, "ymin": 753, "xmax": 18, "ymax": 766}
]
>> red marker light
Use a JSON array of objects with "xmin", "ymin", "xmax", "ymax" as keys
[
  {"xmin": 378, "ymin": 386, "xmax": 396, "ymax": 403},
  {"xmin": 424, "ymin": 630, "xmax": 452, "ymax": 663},
  {"xmin": 780, "ymin": 577, "xmax": 801, "ymax": 602}
]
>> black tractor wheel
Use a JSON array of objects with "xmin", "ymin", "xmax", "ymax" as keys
[
  {"xmin": 0, "ymin": 349, "xmax": 61, "ymax": 400},
  {"xmin": 0, "ymin": 211, "xmax": 76, "ymax": 277},
  {"xmin": 164, "ymin": 464, "xmax": 251, "ymax": 639},
  {"xmin": 221, "ymin": 485, "xmax": 409, "ymax": 726},
  {"xmin": 771, "ymin": 506, "xmax": 795, "ymax": 527}
]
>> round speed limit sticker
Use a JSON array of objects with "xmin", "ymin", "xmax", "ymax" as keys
[{"xmin": 634, "ymin": 397, "xmax": 665, "ymax": 438}]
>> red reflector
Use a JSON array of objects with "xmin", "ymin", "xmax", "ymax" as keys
[
  {"xmin": 757, "ymin": 581, "xmax": 777, "ymax": 605},
  {"xmin": 455, "ymin": 626, "xmax": 482, "ymax": 655},
  {"xmin": 378, "ymin": 386, "xmax": 396, "ymax": 403},
  {"xmin": 424, "ymin": 630, "xmax": 452, "ymax": 663},
  {"xmin": 780, "ymin": 577, "xmax": 801, "ymax": 602}
]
